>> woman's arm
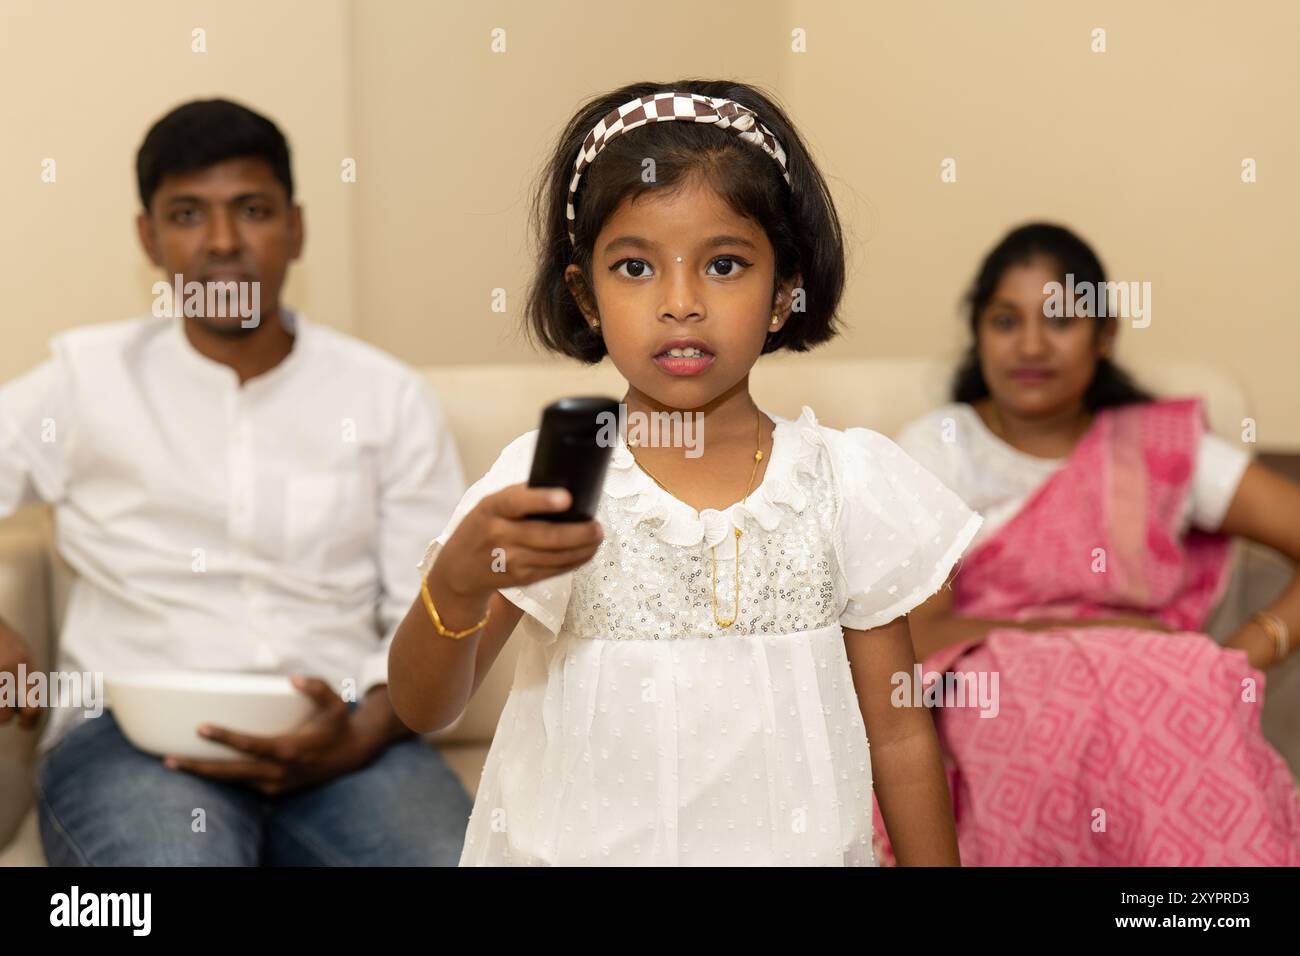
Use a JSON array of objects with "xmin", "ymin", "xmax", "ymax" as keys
[
  {"xmin": 905, "ymin": 583, "xmax": 995, "ymax": 661},
  {"xmin": 906, "ymin": 576, "xmax": 1173, "ymax": 661},
  {"xmin": 845, "ymin": 616, "xmax": 960, "ymax": 866},
  {"xmin": 1216, "ymin": 462, "xmax": 1300, "ymax": 670}
]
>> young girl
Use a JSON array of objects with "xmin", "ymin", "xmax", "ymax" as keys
[
  {"xmin": 888, "ymin": 223, "xmax": 1300, "ymax": 866},
  {"xmin": 388, "ymin": 81, "xmax": 982, "ymax": 866}
]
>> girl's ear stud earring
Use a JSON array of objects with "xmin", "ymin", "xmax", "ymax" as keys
[
  {"xmin": 771, "ymin": 313, "xmax": 780, "ymax": 327},
  {"xmin": 592, "ymin": 319, "xmax": 601, "ymax": 329}
]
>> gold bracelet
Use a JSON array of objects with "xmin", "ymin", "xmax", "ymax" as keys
[
  {"xmin": 1253, "ymin": 611, "xmax": 1290, "ymax": 664},
  {"xmin": 420, "ymin": 574, "xmax": 490, "ymax": 640}
]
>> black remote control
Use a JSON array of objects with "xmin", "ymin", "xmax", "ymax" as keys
[{"xmin": 524, "ymin": 396, "xmax": 621, "ymax": 522}]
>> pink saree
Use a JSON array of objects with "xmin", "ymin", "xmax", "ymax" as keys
[{"xmin": 873, "ymin": 398, "xmax": 1300, "ymax": 865}]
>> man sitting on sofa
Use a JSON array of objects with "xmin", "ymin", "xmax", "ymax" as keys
[{"xmin": 0, "ymin": 98, "xmax": 472, "ymax": 865}]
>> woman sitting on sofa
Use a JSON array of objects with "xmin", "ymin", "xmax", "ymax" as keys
[{"xmin": 879, "ymin": 222, "xmax": 1300, "ymax": 866}]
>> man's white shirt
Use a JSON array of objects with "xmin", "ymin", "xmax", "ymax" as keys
[{"xmin": 0, "ymin": 312, "xmax": 465, "ymax": 752}]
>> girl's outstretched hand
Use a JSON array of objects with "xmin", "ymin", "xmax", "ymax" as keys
[{"xmin": 433, "ymin": 483, "xmax": 604, "ymax": 600}]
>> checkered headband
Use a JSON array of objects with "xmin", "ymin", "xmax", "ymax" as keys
[{"xmin": 565, "ymin": 92, "xmax": 792, "ymax": 246}]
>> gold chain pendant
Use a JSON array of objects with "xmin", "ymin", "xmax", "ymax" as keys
[
  {"xmin": 629, "ymin": 405, "xmax": 764, "ymax": 631},
  {"xmin": 711, "ymin": 527, "xmax": 743, "ymax": 628}
]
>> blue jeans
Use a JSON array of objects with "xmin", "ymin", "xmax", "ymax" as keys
[{"xmin": 35, "ymin": 709, "xmax": 473, "ymax": 866}]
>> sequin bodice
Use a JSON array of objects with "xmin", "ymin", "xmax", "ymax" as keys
[{"xmin": 564, "ymin": 406, "xmax": 843, "ymax": 641}]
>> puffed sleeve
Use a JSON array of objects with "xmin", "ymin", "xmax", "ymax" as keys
[
  {"xmin": 832, "ymin": 427, "xmax": 983, "ymax": 630},
  {"xmin": 416, "ymin": 430, "xmax": 574, "ymax": 647}
]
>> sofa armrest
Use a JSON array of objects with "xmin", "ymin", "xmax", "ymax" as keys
[
  {"xmin": 0, "ymin": 508, "xmax": 53, "ymax": 671},
  {"xmin": 1206, "ymin": 539, "xmax": 1300, "ymax": 782},
  {"xmin": 0, "ymin": 508, "xmax": 54, "ymax": 847},
  {"xmin": 1205, "ymin": 540, "xmax": 1291, "ymax": 643}
]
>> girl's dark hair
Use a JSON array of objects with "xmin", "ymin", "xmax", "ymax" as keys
[
  {"xmin": 952, "ymin": 222, "xmax": 1152, "ymax": 410},
  {"xmin": 525, "ymin": 79, "xmax": 845, "ymax": 364}
]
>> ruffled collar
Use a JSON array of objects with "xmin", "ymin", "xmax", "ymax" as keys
[{"xmin": 604, "ymin": 404, "xmax": 825, "ymax": 555}]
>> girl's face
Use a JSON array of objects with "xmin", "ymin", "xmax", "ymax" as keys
[
  {"xmin": 565, "ymin": 174, "xmax": 799, "ymax": 411},
  {"xmin": 976, "ymin": 255, "xmax": 1116, "ymax": 419}
]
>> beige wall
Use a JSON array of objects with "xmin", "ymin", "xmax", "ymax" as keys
[
  {"xmin": 347, "ymin": 0, "xmax": 780, "ymax": 367},
  {"xmin": 0, "ymin": 0, "xmax": 356, "ymax": 347},
  {"xmin": 781, "ymin": 0, "xmax": 1300, "ymax": 445},
  {"xmin": 3, "ymin": 1, "xmax": 1298, "ymax": 446}
]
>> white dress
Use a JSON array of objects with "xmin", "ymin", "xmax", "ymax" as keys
[{"xmin": 418, "ymin": 405, "xmax": 982, "ymax": 866}]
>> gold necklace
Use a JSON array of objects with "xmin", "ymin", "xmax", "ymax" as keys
[{"xmin": 626, "ymin": 405, "xmax": 764, "ymax": 629}]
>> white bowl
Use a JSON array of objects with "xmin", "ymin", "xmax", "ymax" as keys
[{"xmin": 104, "ymin": 671, "xmax": 317, "ymax": 760}]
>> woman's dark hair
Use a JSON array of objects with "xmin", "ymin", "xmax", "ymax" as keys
[
  {"xmin": 525, "ymin": 79, "xmax": 845, "ymax": 364},
  {"xmin": 137, "ymin": 98, "xmax": 293, "ymax": 211},
  {"xmin": 952, "ymin": 222, "xmax": 1152, "ymax": 410}
]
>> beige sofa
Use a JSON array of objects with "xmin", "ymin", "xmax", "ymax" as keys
[{"xmin": 2, "ymin": 355, "xmax": 1297, "ymax": 865}]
